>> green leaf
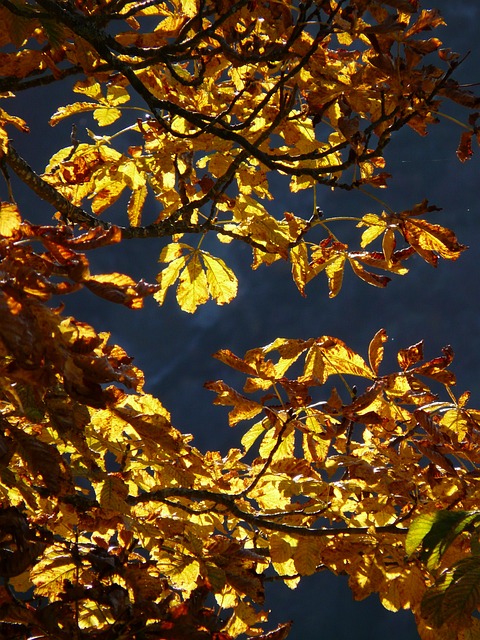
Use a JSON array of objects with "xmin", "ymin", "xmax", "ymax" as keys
[
  {"xmin": 421, "ymin": 557, "xmax": 480, "ymax": 629},
  {"xmin": 407, "ymin": 510, "xmax": 480, "ymax": 570}
]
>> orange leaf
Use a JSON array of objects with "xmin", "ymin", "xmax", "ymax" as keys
[
  {"xmin": 400, "ymin": 218, "xmax": 466, "ymax": 264},
  {"xmin": 204, "ymin": 380, "xmax": 263, "ymax": 426}
]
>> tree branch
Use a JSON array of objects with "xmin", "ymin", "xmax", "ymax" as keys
[{"xmin": 128, "ymin": 487, "xmax": 408, "ymax": 538}]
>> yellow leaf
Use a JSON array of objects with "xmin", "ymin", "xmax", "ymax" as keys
[
  {"xmin": 290, "ymin": 173, "xmax": 316, "ymax": 193},
  {"xmin": 290, "ymin": 242, "xmax": 315, "ymax": 295},
  {"xmin": 294, "ymin": 538, "xmax": 323, "ymax": 576},
  {"xmin": 105, "ymin": 85, "xmax": 130, "ymax": 106},
  {"xmin": 93, "ymin": 106, "xmax": 122, "ymax": 126},
  {"xmin": 154, "ymin": 256, "xmax": 186, "ymax": 305},
  {"xmin": 259, "ymin": 422, "xmax": 294, "ymax": 460},
  {"xmin": 170, "ymin": 558, "xmax": 201, "ymax": 592},
  {"xmin": 159, "ymin": 242, "xmax": 192, "ymax": 262},
  {"xmin": 226, "ymin": 601, "xmax": 268, "ymax": 638},
  {"xmin": 118, "ymin": 159, "xmax": 145, "ymax": 190},
  {"xmin": 302, "ymin": 431, "xmax": 330, "ymax": 463},
  {"xmin": 31, "ymin": 545, "xmax": 92, "ymax": 600},
  {"xmin": 73, "ymin": 79, "xmax": 103, "ymax": 100},
  {"xmin": 325, "ymin": 253, "xmax": 346, "ymax": 297},
  {"xmin": 269, "ymin": 534, "xmax": 299, "ymax": 585},
  {"xmin": 176, "ymin": 252, "xmax": 209, "ymax": 313},
  {"xmin": 302, "ymin": 337, "xmax": 373, "ymax": 382},
  {"xmin": 127, "ymin": 185, "xmax": 147, "ymax": 226},
  {"xmin": 440, "ymin": 408, "xmax": 470, "ymax": 441},
  {"xmin": 91, "ymin": 179, "xmax": 125, "ymax": 214},
  {"xmin": 0, "ymin": 202, "xmax": 21, "ymax": 237},
  {"xmin": 49, "ymin": 102, "xmax": 96, "ymax": 126},
  {"xmin": 241, "ymin": 421, "xmax": 266, "ymax": 453},
  {"xmin": 201, "ymin": 252, "xmax": 238, "ymax": 305},
  {"xmin": 96, "ymin": 474, "xmax": 129, "ymax": 514},
  {"xmin": 262, "ymin": 337, "xmax": 312, "ymax": 377},
  {"xmin": 358, "ymin": 213, "xmax": 387, "ymax": 247}
]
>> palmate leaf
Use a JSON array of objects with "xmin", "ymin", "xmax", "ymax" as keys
[{"xmin": 155, "ymin": 243, "xmax": 238, "ymax": 312}]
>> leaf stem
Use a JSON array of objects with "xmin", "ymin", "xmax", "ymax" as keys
[
  {"xmin": 358, "ymin": 187, "xmax": 396, "ymax": 214},
  {"xmin": 436, "ymin": 111, "xmax": 471, "ymax": 130}
]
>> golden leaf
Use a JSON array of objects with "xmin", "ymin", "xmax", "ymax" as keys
[
  {"xmin": 201, "ymin": 252, "xmax": 238, "ymax": 305},
  {"xmin": 176, "ymin": 252, "xmax": 209, "ymax": 313},
  {"xmin": 294, "ymin": 538, "xmax": 323, "ymax": 576},
  {"xmin": 49, "ymin": 102, "xmax": 97, "ymax": 126},
  {"xmin": 368, "ymin": 328, "xmax": 388, "ymax": 376},
  {"xmin": 93, "ymin": 106, "xmax": 122, "ymax": 126},
  {"xmin": 325, "ymin": 253, "xmax": 346, "ymax": 297},
  {"xmin": 91, "ymin": 180, "xmax": 125, "ymax": 214},
  {"xmin": 96, "ymin": 474, "xmax": 129, "ymax": 514},
  {"xmin": 0, "ymin": 202, "xmax": 21, "ymax": 237},
  {"xmin": 31, "ymin": 545, "xmax": 92, "ymax": 600},
  {"xmin": 127, "ymin": 185, "xmax": 147, "ymax": 226},
  {"xmin": 105, "ymin": 85, "xmax": 130, "ymax": 106},
  {"xmin": 358, "ymin": 213, "xmax": 387, "ymax": 248},
  {"xmin": 290, "ymin": 242, "xmax": 316, "ymax": 296},
  {"xmin": 154, "ymin": 256, "xmax": 187, "ymax": 306}
]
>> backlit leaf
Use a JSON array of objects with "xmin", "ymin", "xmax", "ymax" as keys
[
  {"xmin": 204, "ymin": 380, "xmax": 263, "ymax": 426},
  {"xmin": 176, "ymin": 252, "xmax": 209, "ymax": 313},
  {"xmin": 154, "ymin": 256, "xmax": 187, "ymax": 305},
  {"xmin": 0, "ymin": 202, "xmax": 21, "ymax": 237},
  {"xmin": 127, "ymin": 185, "xmax": 147, "ymax": 226},
  {"xmin": 49, "ymin": 102, "xmax": 97, "ymax": 126},
  {"xmin": 201, "ymin": 252, "xmax": 238, "ymax": 305},
  {"xmin": 397, "ymin": 340, "xmax": 424, "ymax": 370},
  {"xmin": 93, "ymin": 106, "xmax": 122, "ymax": 126},
  {"xmin": 368, "ymin": 328, "xmax": 388, "ymax": 376}
]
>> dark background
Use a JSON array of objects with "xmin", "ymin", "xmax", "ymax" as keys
[{"xmin": 5, "ymin": 2, "xmax": 480, "ymax": 637}]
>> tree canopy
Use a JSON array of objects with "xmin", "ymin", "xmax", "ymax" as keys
[{"xmin": 0, "ymin": 0, "xmax": 479, "ymax": 638}]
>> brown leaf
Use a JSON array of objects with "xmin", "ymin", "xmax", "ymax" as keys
[
  {"xmin": 397, "ymin": 340, "xmax": 424, "ymax": 371},
  {"xmin": 456, "ymin": 130, "xmax": 473, "ymax": 162},
  {"xmin": 414, "ymin": 345, "xmax": 456, "ymax": 385},
  {"xmin": 204, "ymin": 380, "xmax": 263, "ymax": 426},
  {"xmin": 256, "ymin": 621, "xmax": 293, "ymax": 640}
]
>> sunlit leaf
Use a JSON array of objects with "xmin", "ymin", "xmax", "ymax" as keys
[
  {"xmin": 201, "ymin": 252, "xmax": 238, "ymax": 305},
  {"xmin": 176, "ymin": 251, "xmax": 209, "ymax": 313},
  {"xmin": 0, "ymin": 202, "xmax": 21, "ymax": 237}
]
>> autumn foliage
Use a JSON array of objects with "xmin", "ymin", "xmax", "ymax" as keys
[{"xmin": 0, "ymin": 0, "xmax": 479, "ymax": 638}]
